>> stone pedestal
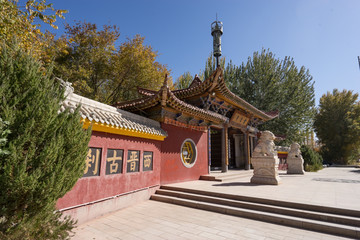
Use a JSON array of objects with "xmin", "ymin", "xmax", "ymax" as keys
[
  {"xmin": 251, "ymin": 156, "xmax": 281, "ymax": 185},
  {"xmin": 287, "ymin": 157, "xmax": 305, "ymax": 174},
  {"xmin": 250, "ymin": 130, "xmax": 281, "ymax": 185},
  {"xmin": 287, "ymin": 143, "xmax": 305, "ymax": 174}
]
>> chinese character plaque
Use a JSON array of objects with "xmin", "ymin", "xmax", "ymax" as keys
[
  {"xmin": 106, "ymin": 149, "xmax": 123, "ymax": 175},
  {"xmin": 83, "ymin": 147, "xmax": 102, "ymax": 177},
  {"xmin": 127, "ymin": 150, "xmax": 140, "ymax": 173},
  {"xmin": 143, "ymin": 151, "xmax": 153, "ymax": 171}
]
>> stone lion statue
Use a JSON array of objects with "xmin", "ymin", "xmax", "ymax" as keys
[
  {"xmin": 252, "ymin": 131, "xmax": 277, "ymax": 157},
  {"xmin": 288, "ymin": 143, "xmax": 302, "ymax": 158}
]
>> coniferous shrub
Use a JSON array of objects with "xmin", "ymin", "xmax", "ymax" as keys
[
  {"xmin": 0, "ymin": 118, "xmax": 10, "ymax": 156},
  {"xmin": 0, "ymin": 42, "xmax": 91, "ymax": 239},
  {"xmin": 300, "ymin": 144, "xmax": 323, "ymax": 172}
]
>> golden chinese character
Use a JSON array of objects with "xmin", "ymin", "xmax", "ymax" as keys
[
  {"xmin": 127, "ymin": 151, "xmax": 139, "ymax": 171},
  {"xmin": 84, "ymin": 148, "xmax": 100, "ymax": 175},
  {"xmin": 144, "ymin": 154, "xmax": 152, "ymax": 168},
  {"xmin": 107, "ymin": 150, "xmax": 122, "ymax": 173}
]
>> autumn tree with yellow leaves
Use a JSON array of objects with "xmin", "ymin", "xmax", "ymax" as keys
[
  {"xmin": 1, "ymin": 1, "xmax": 171, "ymax": 104},
  {"xmin": 53, "ymin": 21, "xmax": 172, "ymax": 104},
  {"xmin": 0, "ymin": 0, "xmax": 67, "ymax": 60}
]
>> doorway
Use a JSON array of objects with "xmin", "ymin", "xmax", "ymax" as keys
[{"xmin": 210, "ymin": 128, "xmax": 222, "ymax": 170}]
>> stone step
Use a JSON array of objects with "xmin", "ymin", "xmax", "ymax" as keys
[
  {"xmin": 200, "ymin": 170, "xmax": 253, "ymax": 182},
  {"xmin": 151, "ymin": 194, "xmax": 360, "ymax": 239},
  {"xmin": 160, "ymin": 185, "xmax": 360, "ymax": 218},
  {"xmin": 199, "ymin": 175, "xmax": 221, "ymax": 181},
  {"xmin": 218, "ymin": 173, "xmax": 253, "ymax": 181},
  {"xmin": 155, "ymin": 189, "xmax": 360, "ymax": 227}
]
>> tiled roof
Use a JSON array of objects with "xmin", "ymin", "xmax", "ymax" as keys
[
  {"xmin": 173, "ymin": 69, "xmax": 278, "ymax": 121},
  {"xmin": 116, "ymin": 78, "xmax": 228, "ymax": 124},
  {"xmin": 133, "ymin": 69, "xmax": 278, "ymax": 121},
  {"xmin": 166, "ymin": 90, "xmax": 228, "ymax": 123},
  {"xmin": 264, "ymin": 111, "xmax": 280, "ymax": 118},
  {"xmin": 59, "ymin": 80, "xmax": 167, "ymax": 138},
  {"xmin": 188, "ymin": 75, "xmax": 202, "ymax": 88},
  {"xmin": 137, "ymin": 87, "xmax": 157, "ymax": 97},
  {"xmin": 274, "ymin": 145, "xmax": 290, "ymax": 152}
]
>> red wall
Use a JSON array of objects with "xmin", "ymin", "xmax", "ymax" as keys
[
  {"xmin": 160, "ymin": 123, "xmax": 209, "ymax": 185},
  {"xmin": 56, "ymin": 131, "xmax": 161, "ymax": 210}
]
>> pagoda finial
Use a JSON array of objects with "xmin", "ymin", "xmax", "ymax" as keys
[{"xmin": 211, "ymin": 17, "xmax": 223, "ymax": 68}]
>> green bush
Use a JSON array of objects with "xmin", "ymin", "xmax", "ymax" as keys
[
  {"xmin": 300, "ymin": 145, "xmax": 323, "ymax": 172},
  {"xmin": 0, "ymin": 118, "xmax": 10, "ymax": 156},
  {"xmin": 0, "ymin": 42, "xmax": 91, "ymax": 239}
]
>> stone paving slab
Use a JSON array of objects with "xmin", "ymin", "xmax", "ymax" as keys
[
  {"xmin": 72, "ymin": 200, "xmax": 348, "ymax": 240},
  {"xmin": 170, "ymin": 167, "xmax": 360, "ymax": 211},
  {"xmin": 72, "ymin": 167, "xmax": 359, "ymax": 239}
]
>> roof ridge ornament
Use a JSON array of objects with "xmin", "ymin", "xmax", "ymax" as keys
[{"xmin": 57, "ymin": 77, "xmax": 74, "ymax": 97}]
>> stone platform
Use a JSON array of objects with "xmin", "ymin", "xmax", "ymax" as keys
[
  {"xmin": 72, "ymin": 167, "xmax": 360, "ymax": 239},
  {"xmin": 171, "ymin": 167, "xmax": 360, "ymax": 211}
]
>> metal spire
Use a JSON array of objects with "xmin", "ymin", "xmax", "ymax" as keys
[{"xmin": 211, "ymin": 16, "xmax": 223, "ymax": 68}]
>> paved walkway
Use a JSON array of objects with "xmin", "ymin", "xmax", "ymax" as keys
[
  {"xmin": 72, "ymin": 167, "xmax": 359, "ymax": 240},
  {"xmin": 170, "ymin": 167, "xmax": 360, "ymax": 211}
]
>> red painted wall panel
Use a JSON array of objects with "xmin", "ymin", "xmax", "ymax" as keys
[
  {"xmin": 56, "ymin": 131, "xmax": 161, "ymax": 210},
  {"xmin": 160, "ymin": 123, "xmax": 209, "ymax": 185}
]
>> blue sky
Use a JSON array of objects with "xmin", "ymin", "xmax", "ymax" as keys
[{"xmin": 43, "ymin": 0, "xmax": 360, "ymax": 105}]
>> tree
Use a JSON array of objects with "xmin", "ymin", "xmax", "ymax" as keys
[
  {"xmin": 314, "ymin": 89, "xmax": 360, "ymax": 164},
  {"xmin": 0, "ymin": 0, "xmax": 67, "ymax": 60},
  {"xmin": 204, "ymin": 54, "xmax": 225, "ymax": 80},
  {"xmin": 52, "ymin": 21, "xmax": 119, "ymax": 101},
  {"xmin": 53, "ymin": 21, "xmax": 171, "ymax": 104},
  {"xmin": 218, "ymin": 49, "xmax": 315, "ymax": 144},
  {"xmin": 106, "ymin": 35, "xmax": 172, "ymax": 102},
  {"xmin": 174, "ymin": 71, "xmax": 194, "ymax": 89},
  {"xmin": 300, "ymin": 144, "xmax": 323, "ymax": 172},
  {"xmin": 0, "ymin": 42, "xmax": 91, "ymax": 239}
]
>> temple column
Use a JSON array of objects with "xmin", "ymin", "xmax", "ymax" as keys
[
  {"xmin": 233, "ymin": 134, "xmax": 242, "ymax": 168},
  {"xmin": 208, "ymin": 127, "xmax": 211, "ymax": 174},
  {"xmin": 221, "ymin": 124, "xmax": 228, "ymax": 172},
  {"xmin": 244, "ymin": 132, "xmax": 250, "ymax": 170},
  {"xmin": 249, "ymin": 136, "xmax": 253, "ymax": 157}
]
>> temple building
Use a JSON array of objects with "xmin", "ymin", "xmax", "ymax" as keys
[
  {"xmin": 57, "ymin": 19, "xmax": 278, "ymax": 223},
  {"xmin": 57, "ymin": 67, "xmax": 277, "ymax": 223},
  {"xmin": 115, "ymin": 68, "xmax": 278, "ymax": 173}
]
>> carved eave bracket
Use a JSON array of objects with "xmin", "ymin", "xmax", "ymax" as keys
[
  {"xmin": 249, "ymin": 117, "xmax": 262, "ymax": 128},
  {"xmin": 200, "ymin": 95, "xmax": 233, "ymax": 116}
]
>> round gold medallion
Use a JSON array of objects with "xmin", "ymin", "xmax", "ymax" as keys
[{"xmin": 180, "ymin": 139, "xmax": 197, "ymax": 168}]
